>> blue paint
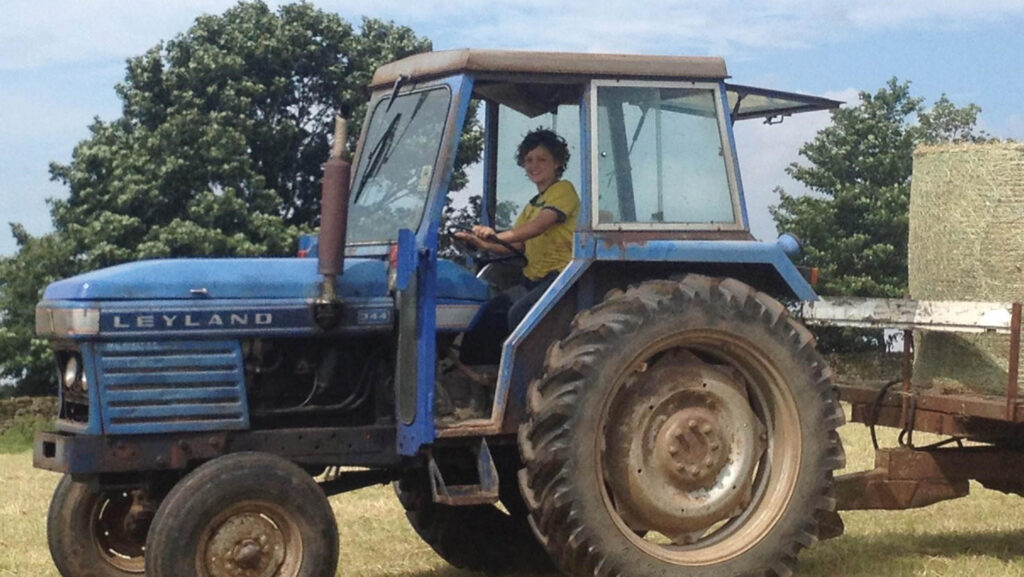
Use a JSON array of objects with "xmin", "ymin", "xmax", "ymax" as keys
[
  {"xmin": 496, "ymin": 260, "xmax": 591, "ymax": 418},
  {"xmin": 578, "ymin": 234, "xmax": 817, "ymax": 301},
  {"xmin": 395, "ymin": 229, "xmax": 417, "ymax": 291},
  {"xmin": 776, "ymin": 233, "xmax": 803, "ymax": 258},
  {"xmin": 397, "ymin": 74, "xmax": 475, "ymax": 456},
  {"xmin": 577, "ymin": 90, "xmax": 593, "ymax": 232},
  {"xmin": 96, "ymin": 340, "xmax": 249, "ymax": 435},
  {"xmin": 44, "ymin": 258, "xmax": 387, "ymax": 301},
  {"xmin": 297, "ymin": 234, "xmax": 318, "ymax": 256},
  {"xmin": 720, "ymin": 81, "xmax": 751, "ymax": 230},
  {"xmin": 42, "ymin": 255, "xmax": 488, "ymax": 304}
]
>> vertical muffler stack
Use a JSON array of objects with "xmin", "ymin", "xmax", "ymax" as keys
[{"xmin": 314, "ymin": 116, "xmax": 352, "ymax": 330}]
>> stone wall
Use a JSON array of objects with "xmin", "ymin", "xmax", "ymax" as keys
[{"xmin": 0, "ymin": 397, "xmax": 58, "ymax": 435}]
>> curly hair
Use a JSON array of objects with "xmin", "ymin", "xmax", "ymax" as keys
[{"xmin": 515, "ymin": 128, "xmax": 571, "ymax": 177}]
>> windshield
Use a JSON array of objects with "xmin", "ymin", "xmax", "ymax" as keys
[{"xmin": 347, "ymin": 86, "xmax": 453, "ymax": 244}]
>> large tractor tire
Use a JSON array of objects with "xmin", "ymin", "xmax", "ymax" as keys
[
  {"xmin": 144, "ymin": 452, "xmax": 338, "ymax": 577},
  {"xmin": 47, "ymin": 475, "xmax": 149, "ymax": 576},
  {"xmin": 395, "ymin": 453, "xmax": 553, "ymax": 573},
  {"xmin": 519, "ymin": 276, "xmax": 846, "ymax": 577}
]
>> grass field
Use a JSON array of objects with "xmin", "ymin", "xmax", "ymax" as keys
[{"xmin": 2, "ymin": 411, "xmax": 1024, "ymax": 577}]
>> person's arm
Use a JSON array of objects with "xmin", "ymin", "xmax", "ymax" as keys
[
  {"xmin": 466, "ymin": 208, "xmax": 560, "ymax": 254},
  {"xmin": 453, "ymin": 228, "xmax": 521, "ymax": 254},
  {"xmin": 494, "ymin": 209, "xmax": 560, "ymax": 244}
]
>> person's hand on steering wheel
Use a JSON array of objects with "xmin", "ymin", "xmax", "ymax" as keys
[{"xmin": 451, "ymin": 226, "xmax": 527, "ymax": 266}]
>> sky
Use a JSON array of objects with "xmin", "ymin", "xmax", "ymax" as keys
[{"xmin": 2, "ymin": 0, "xmax": 1023, "ymax": 256}]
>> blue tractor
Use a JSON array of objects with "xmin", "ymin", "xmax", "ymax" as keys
[{"xmin": 34, "ymin": 50, "xmax": 844, "ymax": 577}]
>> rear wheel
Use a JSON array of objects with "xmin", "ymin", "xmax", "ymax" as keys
[
  {"xmin": 396, "ymin": 451, "xmax": 552, "ymax": 573},
  {"xmin": 519, "ymin": 276, "xmax": 845, "ymax": 577},
  {"xmin": 144, "ymin": 452, "xmax": 338, "ymax": 577},
  {"xmin": 47, "ymin": 475, "xmax": 150, "ymax": 576}
]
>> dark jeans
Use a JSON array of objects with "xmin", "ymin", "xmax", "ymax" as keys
[
  {"xmin": 507, "ymin": 271, "xmax": 559, "ymax": 331},
  {"xmin": 459, "ymin": 271, "xmax": 560, "ymax": 365}
]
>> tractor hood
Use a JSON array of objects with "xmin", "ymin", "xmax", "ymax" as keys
[{"xmin": 42, "ymin": 258, "xmax": 488, "ymax": 302}]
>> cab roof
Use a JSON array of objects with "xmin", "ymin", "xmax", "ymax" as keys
[
  {"xmin": 370, "ymin": 49, "xmax": 729, "ymax": 88},
  {"xmin": 370, "ymin": 49, "xmax": 841, "ymax": 123}
]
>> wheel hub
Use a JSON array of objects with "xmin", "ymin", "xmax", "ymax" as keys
[
  {"xmin": 93, "ymin": 490, "xmax": 147, "ymax": 573},
  {"xmin": 603, "ymin": 351, "xmax": 767, "ymax": 541},
  {"xmin": 657, "ymin": 408, "xmax": 729, "ymax": 490},
  {"xmin": 204, "ymin": 512, "xmax": 286, "ymax": 577}
]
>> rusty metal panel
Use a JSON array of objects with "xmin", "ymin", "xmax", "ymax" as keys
[
  {"xmin": 836, "ymin": 469, "xmax": 968, "ymax": 510},
  {"xmin": 837, "ymin": 447, "xmax": 1024, "ymax": 510},
  {"xmin": 801, "ymin": 297, "xmax": 1016, "ymax": 333},
  {"xmin": 34, "ymin": 426, "xmax": 399, "ymax": 475},
  {"xmin": 841, "ymin": 383, "xmax": 1024, "ymax": 424}
]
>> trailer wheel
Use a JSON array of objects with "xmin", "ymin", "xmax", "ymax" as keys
[
  {"xmin": 47, "ymin": 475, "xmax": 148, "ymax": 576},
  {"xmin": 144, "ymin": 452, "xmax": 338, "ymax": 577},
  {"xmin": 395, "ymin": 458, "xmax": 552, "ymax": 572},
  {"xmin": 519, "ymin": 276, "xmax": 846, "ymax": 577}
]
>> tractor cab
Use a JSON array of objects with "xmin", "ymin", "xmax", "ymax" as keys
[
  {"xmin": 329, "ymin": 50, "xmax": 840, "ymax": 449},
  {"xmin": 347, "ymin": 49, "xmax": 838, "ymax": 260}
]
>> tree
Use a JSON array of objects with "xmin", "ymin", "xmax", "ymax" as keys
[
  {"xmin": 0, "ymin": 225, "xmax": 81, "ymax": 395},
  {"xmin": 49, "ymin": 2, "xmax": 432, "ymax": 268},
  {"xmin": 771, "ymin": 79, "xmax": 987, "ymax": 350},
  {"xmin": 772, "ymin": 79, "xmax": 987, "ymax": 298},
  {"xmin": 0, "ymin": 2, "xmax": 482, "ymax": 393}
]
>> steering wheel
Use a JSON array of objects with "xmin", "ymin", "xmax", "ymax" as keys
[{"xmin": 449, "ymin": 227, "xmax": 528, "ymax": 267}]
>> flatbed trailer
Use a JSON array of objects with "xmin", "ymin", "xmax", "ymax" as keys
[{"xmin": 801, "ymin": 297, "xmax": 1024, "ymax": 514}]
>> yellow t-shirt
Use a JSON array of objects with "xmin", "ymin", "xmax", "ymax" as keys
[{"xmin": 514, "ymin": 180, "xmax": 579, "ymax": 281}]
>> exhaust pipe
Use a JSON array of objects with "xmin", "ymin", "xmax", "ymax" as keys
[{"xmin": 314, "ymin": 116, "xmax": 351, "ymax": 330}]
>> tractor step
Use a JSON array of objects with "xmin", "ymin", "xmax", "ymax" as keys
[{"xmin": 428, "ymin": 438, "xmax": 499, "ymax": 506}]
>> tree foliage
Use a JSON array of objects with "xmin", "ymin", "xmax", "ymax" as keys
[
  {"xmin": 772, "ymin": 79, "xmax": 988, "ymax": 299},
  {"xmin": 49, "ymin": 2, "xmax": 431, "ymax": 267},
  {"xmin": 0, "ymin": 2, "xmax": 477, "ymax": 394}
]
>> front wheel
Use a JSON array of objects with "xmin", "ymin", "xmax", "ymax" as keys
[
  {"xmin": 519, "ymin": 276, "xmax": 846, "ymax": 577},
  {"xmin": 144, "ymin": 452, "xmax": 338, "ymax": 577},
  {"xmin": 47, "ymin": 475, "xmax": 150, "ymax": 576}
]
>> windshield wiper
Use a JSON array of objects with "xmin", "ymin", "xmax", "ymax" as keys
[{"xmin": 353, "ymin": 113, "xmax": 402, "ymax": 202}]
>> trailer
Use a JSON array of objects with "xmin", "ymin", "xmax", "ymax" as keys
[{"xmin": 802, "ymin": 297, "xmax": 1024, "ymax": 519}]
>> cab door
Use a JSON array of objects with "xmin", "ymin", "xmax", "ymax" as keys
[{"xmin": 393, "ymin": 74, "xmax": 476, "ymax": 456}]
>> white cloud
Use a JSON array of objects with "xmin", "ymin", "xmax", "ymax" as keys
[
  {"xmin": 734, "ymin": 88, "xmax": 859, "ymax": 241},
  {"xmin": 0, "ymin": 0, "xmax": 239, "ymax": 70},
  {"xmin": 4, "ymin": 0, "xmax": 1024, "ymax": 70}
]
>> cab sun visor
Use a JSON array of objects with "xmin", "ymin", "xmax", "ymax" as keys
[{"xmin": 726, "ymin": 83, "xmax": 841, "ymax": 124}]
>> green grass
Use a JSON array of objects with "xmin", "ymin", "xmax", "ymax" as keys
[
  {"xmin": 0, "ymin": 415, "xmax": 51, "ymax": 454},
  {"xmin": 2, "ymin": 411, "xmax": 1024, "ymax": 576}
]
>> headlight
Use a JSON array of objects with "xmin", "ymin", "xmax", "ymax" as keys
[{"xmin": 62, "ymin": 356, "xmax": 81, "ymax": 390}]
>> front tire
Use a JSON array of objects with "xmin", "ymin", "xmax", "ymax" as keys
[
  {"xmin": 47, "ymin": 475, "xmax": 148, "ymax": 576},
  {"xmin": 144, "ymin": 452, "xmax": 338, "ymax": 577},
  {"xmin": 519, "ymin": 276, "xmax": 845, "ymax": 577}
]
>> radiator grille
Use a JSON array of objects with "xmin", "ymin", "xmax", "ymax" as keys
[{"xmin": 97, "ymin": 340, "xmax": 248, "ymax": 434}]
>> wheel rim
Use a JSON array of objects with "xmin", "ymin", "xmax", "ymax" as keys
[
  {"xmin": 598, "ymin": 330, "xmax": 802, "ymax": 565},
  {"xmin": 197, "ymin": 500, "xmax": 302, "ymax": 577},
  {"xmin": 91, "ymin": 490, "xmax": 147, "ymax": 573}
]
